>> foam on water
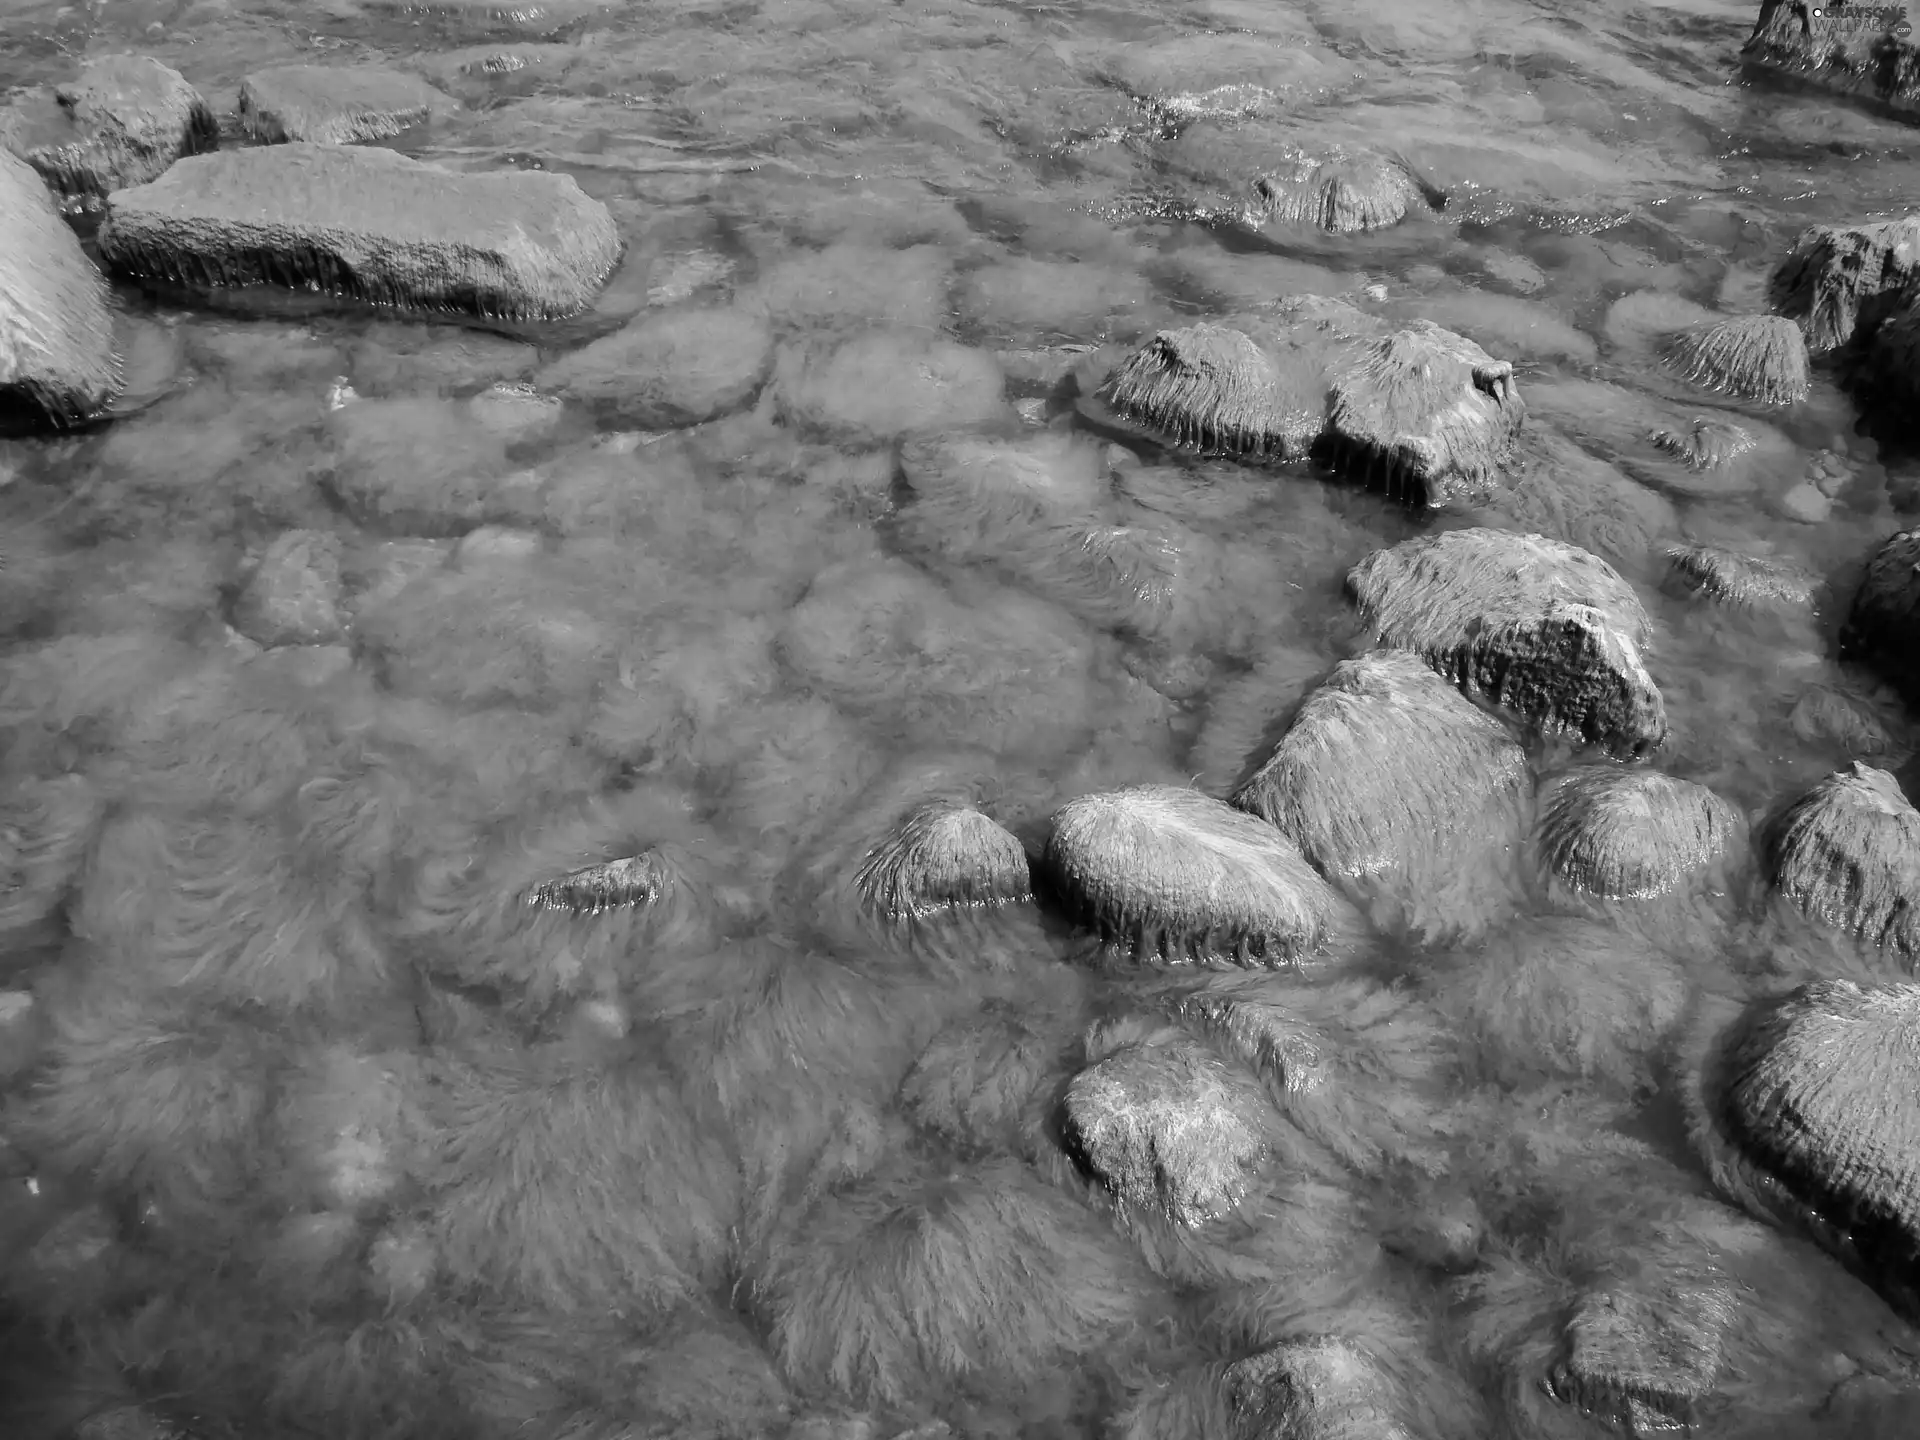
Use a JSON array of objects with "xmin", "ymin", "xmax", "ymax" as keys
[{"xmin": 4, "ymin": 0, "xmax": 1920, "ymax": 1435}]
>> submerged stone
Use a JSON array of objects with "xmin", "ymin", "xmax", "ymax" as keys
[
  {"xmin": 98, "ymin": 144, "xmax": 622, "ymax": 323},
  {"xmin": 1346, "ymin": 528, "xmax": 1668, "ymax": 759},
  {"xmin": 775, "ymin": 331, "xmax": 1007, "ymax": 441},
  {"xmin": 238, "ymin": 65, "xmax": 456, "ymax": 145},
  {"xmin": 1043, "ymin": 784, "xmax": 1347, "ymax": 968},
  {"xmin": 0, "ymin": 150, "xmax": 120, "ymax": 429},
  {"xmin": 1232, "ymin": 650, "xmax": 1529, "ymax": 881},
  {"xmin": 230, "ymin": 529, "xmax": 346, "ymax": 648},
  {"xmin": 1534, "ymin": 766, "xmax": 1744, "ymax": 900},
  {"xmin": 1664, "ymin": 541, "xmax": 1820, "ymax": 614},
  {"xmin": 1691, "ymin": 977, "xmax": 1920, "ymax": 1323},
  {"xmin": 1323, "ymin": 321, "xmax": 1524, "ymax": 506},
  {"xmin": 537, "ymin": 305, "xmax": 774, "ymax": 427},
  {"xmin": 1656, "ymin": 314, "xmax": 1809, "ymax": 407},
  {"xmin": 0, "ymin": 54, "xmax": 216, "ymax": 201},
  {"xmin": 1649, "ymin": 414, "xmax": 1758, "ymax": 472},
  {"xmin": 1093, "ymin": 323, "xmax": 1323, "ymax": 463},
  {"xmin": 1743, "ymin": 0, "xmax": 1920, "ymax": 125},
  {"xmin": 851, "ymin": 801, "xmax": 1032, "ymax": 923},
  {"xmin": 1770, "ymin": 215, "xmax": 1920, "ymax": 353},
  {"xmin": 1843, "ymin": 529, "xmax": 1920, "ymax": 702},
  {"xmin": 1062, "ymin": 1029, "xmax": 1272, "ymax": 1226},
  {"xmin": 1765, "ymin": 762, "xmax": 1920, "ymax": 961},
  {"xmin": 526, "ymin": 852, "xmax": 668, "ymax": 915}
]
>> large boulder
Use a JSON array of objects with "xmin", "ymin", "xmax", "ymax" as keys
[
  {"xmin": 0, "ymin": 150, "xmax": 121, "ymax": 430},
  {"xmin": 0, "ymin": 54, "xmax": 216, "ymax": 203},
  {"xmin": 1087, "ymin": 297, "xmax": 1521, "ymax": 506},
  {"xmin": 1042, "ymin": 784, "xmax": 1351, "ymax": 968},
  {"xmin": 1345, "ymin": 528, "xmax": 1668, "ymax": 759},
  {"xmin": 1770, "ymin": 215, "xmax": 1920, "ymax": 353},
  {"xmin": 1765, "ymin": 762, "xmax": 1920, "ymax": 962},
  {"xmin": 1688, "ymin": 977, "xmax": 1920, "ymax": 1323},
  {"xmin": 237, "ymin": 65, "xmax": 457, "ymax": 145},
  {"xmin": 97, "ymin": 144, "xmax": 622, "ymax": 323},
  {"xmin": 1742, "ymin": 0, "xmax": 1920, "ymax": 125},
  {"xmin": 1841, "ymin": 528, "xmax": 1920, "ymax": 702}
]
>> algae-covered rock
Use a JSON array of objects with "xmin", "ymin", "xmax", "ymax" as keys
[
  {"xmin": 0, "ymin": 150, "xmax": 121, "ymax": 430},
  {"xmin": 851, "ymin": 801, "xmax": 1032, "ymax": 923},
  {"xmin": 1233, "ymin": 650, "xmax": 1530, "ymax": 882},
  {"xmin": 1534, "ymin": 765, "xmax": 1744, "ymax": 899},
  {"xmin": 1690, "ymin": 977, "xmax": 1920, "ymax": 1322},
  {"xmin": 1043, "ymin": 784, "xmax": 1349, "ymax": 968},
  {"xmin": 99, "ymin": 144, "xmax": 622, "ymax": 323},
  {"xmin": 1665, "ymin": 541, "xmax": 1820, "ymax": 614},
  {"xmin": 238, "ymin": 64, "xmax": 457, "ymax": 145},
  {"xmin": 0, "ymin": 54, "xmax": 216, "ymax": 201},
  {"xmin": 1245, "ymin": 149, "xmax": 1445, "ymax": 235},
  {"xmin": 1656, "ymin": 313, "xmax": 1809, "ymax": 407},
  {"xmin": 1765, "ymin": 762, "xmax": 1920, "ymax": 961},
  {"xmin": 1346, "ymin": 528, "xmax": 1667, "ymax": 759}
]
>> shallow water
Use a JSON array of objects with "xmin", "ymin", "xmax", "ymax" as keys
[{"xmin": 5, "ymin": 0, "xmax": 1920, "ymax": 1436}]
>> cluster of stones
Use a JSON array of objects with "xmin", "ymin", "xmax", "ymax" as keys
[{"xmin": 1, "ymin": 54, "xmax": 620, "ymax": 431}]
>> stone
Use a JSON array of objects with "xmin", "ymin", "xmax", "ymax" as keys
[
  {"xmin": 537, "ymin": 305, "xmax": 773, "ymax": 428},
  {"xmin": 230, "ymin": 529, "xmax": 346, "ymax": 647},
  {"xmin": 362, "ymin": 0, "xmax": 615, "ymax": 34},
  {"xmin": 851, "ymin": 801, "xmax": 1032, "ymax": 923},
  {"xmin": 1224, "ymin": 1337, "xmax": 1414, "ymax": 1440},
  {"xmin": 1545, "ymin": 1278, "xmax": 1734, "ymax": 1432},
  {"xmin": 1841, "ymin": 528, "xmax": 1920, "ymax": 703},
  {"xmin": 1779, "ymin": 480, "xmax": 1833, "ymax": 524},
  {"xmin": 1322, "ymin": 322, "xmax": 1524, "ymax": 506},
  {"xmin": 1862, "ymin": 294, "xmax": 1920, "ymax": 431},
  {"xmin": 1346, "ymin": 528, "xmax": 1668, "ymax": 759},
  {"xmin": 0, "ymin": 151, "xmax": 121, "ymax": 430},
  {"xmin": 0, "ymin": 54, "xmax": 216, "ymax": 201},
  {"xmin": 1232, "ymin": 650, "xmax": 1530, "ymax": 881},
  {"xmin": 1092, "ymin": 322, "xmax": 1327, "ymax": 463},
  {"xmin": 1743, "ymin": 0, "xmax": 1920, "ymax": 127},
  {"xmin": 1690, "ymin": 977, "xmax": 1920, "ymax": 1323},
  {"xmin": 1664, "ymin": 541, "xmax": 1820, "ymax": 613},
  {"xmin": 1770, "ymin": 215, "xmax": 1920, "ymax": 352},
  {"xmin": 1244, "ymin": 149, "xmax": 1445, "ymax": 235},
  {"xmin": 1042, "ymin": 783, "xmax": 1349, "ymax": 967},
  {"xmin": 1790, "ymin": 685, "xmax": 1895, "ymax": 757},
  {"xmin": 99, "ymin": 144, "xmax": 622, "ymax": 323},
  {"xmin": 1489, "ymin": 430, "xmax": 1675, "ymax": 575},
  {"xmin": 526, "ymin": 852, "xmax": 669, "ymax": 915},
  {"xmin": 1534, "ymin": 766, "xmax": 1744, "ymax": 900},
  {"xmin": 1656, "ymin": 314, "xmax": 1810, "ymax": 406},
  {"xmin": 1061, "ymin": 1028, "xmax": 1272, "ymax": 1225},
  {"xmin": 1650, "ymin": 414, "xmax": 1758, "ymax": 472},
  {"xmin": 1765, "ymin": 762, "xmax": 1920, "ymax": 960},
  {"xmin": 237, "ymin": 64, "xmax": 457, "ymax": 145}
]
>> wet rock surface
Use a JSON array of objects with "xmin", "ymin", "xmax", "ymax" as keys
[
  {"xmin": 537, "ymin": 304, "xmax": 774, "ymax": 427},
  {"xmin": 1846, "ymin": 528, "xmax": 1920, "ymax": 704},
  {"xmin": 1346, "ymin": 528, "xmax": 1668, "ymax": 759},
  {"xmin": 1743, "ymin": 0, "xmax": 1920, "ymax": 124},
  {"xmin": 1088, "ymin": 298, "xmax": 1522, "ymax": 505},
  {"xmin": 1766, "ymin": 762, "xmax": 1920, "ymax": 960},
  {"xmin": 1770, "ymin": 215, "xmax": 1920, "ymax": 353},
  {"xmin": 0, "ymin": 55, "xmax": 216, "ymax": 202},
  {"xmin": 99, "ymin": 144, "xmax": 622, "ymax": 322},
  {"xmin": 237, "ymin": 64, "xmax": 457, "ymax": 145},
  {"xmin": 1042, "ymin": 784, "xmax": 1349, "ymax": 967},
  {"xmin": 0, "ymin": 150, "xmax": 121, "ymax": 430},
  {"xmin": 1534, "ymin": 765, "xmax": 1744, "ymax": 899},
  {"xmin": 1692, "ymin": 978, "xmax": 1920, "ymax": 1323},
  {"xmin": 1665, "ymin": 541, "xmax": 1821, "ymax": 613}
]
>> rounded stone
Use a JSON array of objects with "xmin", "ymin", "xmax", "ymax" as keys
[
  {"xmin": 538, "ymin": 305, "xmax": 774, "ymax": 428},
  {"xmin": 1534, "ymin": 765, "xmax": 1745, "ymax": 899}
]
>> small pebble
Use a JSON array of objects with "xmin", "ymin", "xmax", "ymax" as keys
[
  {"xmin": 1779, "ymin": 481, "xmax": 1832, "ymax": 524},
  {"xmin": 326, "ymin": 377, "xmax": 358, "ymax": 411},
  {"xmin": 1014, "ymin": 397, "xmax": 1049, "ymax": 424},
  {"xmin": 1363, "ymin": 282, "xmax": 1389, "ymax": 302},
  {"xmin": 1105, "ymin": 442, "xmax": 1141, "ymax": 471}
]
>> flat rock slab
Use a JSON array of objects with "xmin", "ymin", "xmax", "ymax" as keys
[
  {"xmin": 1346, "ymin": 527, "xmax": 1668, "ymax": 759},
  {"xmin": 1043, "ymin": 782, "xmax": 1348, "ymax": 967},
  {"xmin": 98, "ymin": 144, "xmax": 622, "ymax": 323},
  {"xmin": 1766, "ymin": 762, "xmax": 1920, "ymax": 960},
  {"xmin": 0, "ymin": 54, "xmax": 216, "ymax": 202},
  {"xmin": 0, "ymin": 150, "xmax": 120, "ymax": 430},
  {"xmin": 1693, "ymin": 977, "xmax": 1920, "ymax": 1323},
  {"xmin": 1743, "ymin": 0, "xmax": 1920, "ymax": 125},
  {"xmin": 238, "ymin": 65, "xmax": 458, "ymax": 145}
]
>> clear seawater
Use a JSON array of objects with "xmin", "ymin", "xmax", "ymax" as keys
[{"xmin": 3, "ymin": 0, "xmax": 1920, "ymax": 1435}]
